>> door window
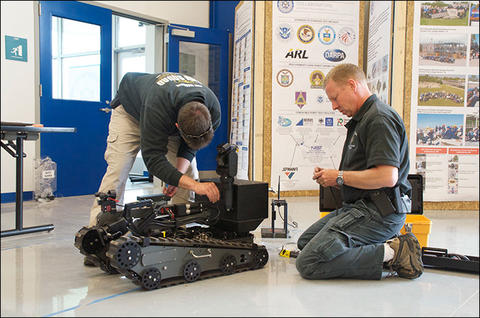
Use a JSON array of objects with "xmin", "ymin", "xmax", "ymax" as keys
[
  {"xmin": 113, "ymin": 15, "xmax": 147, "ymax": 95},
  {"xmin": 112, "ymin": 15, "xmax": 165, "ymax": 94},
  {"xmin": 179, "ymin": 41, "xmax": 221, "ymax": 96},
  {"xmin": 51, "ymin": 16, "xmax": 101, "ymax": 101},
  {"xmin": 111, "ymin": 15, "xmax": 166, "ymax": 176},
  {"xmin": 116, "ymin": 16, "xmax": 146, "ymax": 47}
]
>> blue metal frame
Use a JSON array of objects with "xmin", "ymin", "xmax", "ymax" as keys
[
  {"xmin": 39, "ymin": 1, "xmax": 112, "ymax": 196},
  {"xmin": 168, "ymin": 24, "xmax": 229, "ymax": 171},
  {"xmin": 39, "ymin": 1, "xmax": 112, "ymax": 102}
]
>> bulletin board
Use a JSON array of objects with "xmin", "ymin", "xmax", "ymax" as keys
[
  {"xmin": 263, "ymin": 1, "xmax": 366, "ymax": 197},
  {"xmin": 404, "ymin": 1, "xmax": 479, "ymax": 210},
  {"xmin": 230, "ymin": 1, "xmax": 255, "ymax": 180},
  {"xmin": 365, "ymin": 1, "xmax": 394, "ymax": 106}
]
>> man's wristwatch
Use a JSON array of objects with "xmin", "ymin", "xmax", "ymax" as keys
[{"xmin": 336, "ymin": 170, "xmax": 344, "ymax": 186}]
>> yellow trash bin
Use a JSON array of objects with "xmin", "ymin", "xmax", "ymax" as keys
[{"xmin": 400, "ymin": 214, "xmax": 432, "ymax": 248}]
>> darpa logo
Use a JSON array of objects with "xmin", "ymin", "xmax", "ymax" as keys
[
  {"xmin": 285, "ymin": 49, "xmax": 308, "ymax": 59},
  {"xmin": 282, "ymin": 167, "xmax": 298, "ymax": 179},
  {"xmin": 324, "ymin": 49, "xmax": 346, "ymax": 62}
]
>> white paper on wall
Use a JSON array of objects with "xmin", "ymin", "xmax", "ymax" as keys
[
  {"xmin": 409, "ymin": 1, "xmax": 479, "ymax": 201},
  {"xmin": 271, "ymin": 1, "xmax": 360, "ymax": 191}
]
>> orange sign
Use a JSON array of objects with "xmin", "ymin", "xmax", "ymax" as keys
[
  {"xmin": 448, "ymin": 148, "xmax": 479, "ymax": 155},
  {"xmin": 416, "ymin": 147, "xmax": 447, "ymax": 154}
]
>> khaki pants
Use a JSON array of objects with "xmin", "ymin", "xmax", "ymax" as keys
[{"xmin": 89, "ymin": 105, "xmax": 198, "ymax": 226}]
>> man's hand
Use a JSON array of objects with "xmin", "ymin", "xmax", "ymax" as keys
[
  {"xmin": 178, "ymin": 175, "xmax": 220, "ymax": 203},
  {"xmin": 312, "ymin": 165, "xmax": 399, "ymax": 190},
  {"xmin": 163, "ymin": 184, "xmax": 178, "ymax": 197},
  {"xmin": 312, "ymin": 166, "xmax": 322, "ymax": 181},
  {"xmin": 194, "ymin": 181, "xmax": 220, "ymax": 203},
  {"xmin": 312, "ymin": 167, "xmax": 339, "ymax": 188}
]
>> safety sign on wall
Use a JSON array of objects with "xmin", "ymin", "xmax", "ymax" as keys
[{"xmin": 5, "ymin": 35, "xmax": 28, "ymax": 62}]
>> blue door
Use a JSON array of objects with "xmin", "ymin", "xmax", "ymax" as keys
[
  {"xmin": 39, "ymin": 1, "xmax": 112, "ymax": 196},
  {"xmin": 168, "ymin": 24, "xmax": 229, "ymax": 171}
]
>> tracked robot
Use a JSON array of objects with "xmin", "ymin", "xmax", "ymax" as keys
[{"xmin": 74, "ymin": 143, "xmax": 269, "ymax": 290}]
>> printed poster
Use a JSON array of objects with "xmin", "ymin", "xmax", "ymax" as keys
[
  {"xmin": 230, "ymin": 1, "xmax": 254, "ymax": 180},
  {"xmin": 366, "ymin": 1, "xmax": 392, "ymax": 104},
  {"xmin": 410, "ymin": 1, "xmax": 479, "ymax": 201},
  {"xmin": 271, "ymin": 1, "xmax": 360, "ymax": 191}
]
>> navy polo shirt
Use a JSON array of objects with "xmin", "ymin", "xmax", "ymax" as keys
[{"xmin": 339, "ymin": 94, "xmax": 411, "ymax": 203}]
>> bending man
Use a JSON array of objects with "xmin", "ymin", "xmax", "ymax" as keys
[{"xmin": 89, "ymin": 72, "xmax": 221, "ymax": 229}]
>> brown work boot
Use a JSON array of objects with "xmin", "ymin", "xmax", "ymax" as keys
[
  {"xmin": 386, "ymin": 233, "xmax": 424, "ymax": 279},
  {"xmin": 84, "ymin": 256, "xmax": 98, "ymax": 267}
]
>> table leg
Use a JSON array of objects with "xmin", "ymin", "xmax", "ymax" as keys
[{"xmin": 1, "ymin": 135, "xmax": 54, "ymax": 237}]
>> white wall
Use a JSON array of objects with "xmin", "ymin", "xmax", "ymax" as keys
[
  {"xmin": 0, "ymin": 0, "xmax": 210, "ymax": 196},
  {"xmin": 1, "ymin": 1, "xmax": 37, "ymax": 194},
  {"xmin": 94, "ymin": 1, "xmax": 210, "ymax": 28}
]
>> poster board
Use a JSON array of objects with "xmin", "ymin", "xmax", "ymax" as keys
[
  {"xmin": 230, "ymin": 1, "xmax": 255, "ymax": 180},
  {"xmin": 408, "ymin": 0, "xmax": 479, "ymax": 203},
  {"xmin": 265, "ymin": 1, "xmax": 365, "ymax": 196},
  {"xmin": 366, "ymin": 1, "xmax": 394, "ymax": 105}
]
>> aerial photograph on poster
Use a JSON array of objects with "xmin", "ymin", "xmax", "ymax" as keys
[
  {"xmin": 418, "ymin": 74, "xmax": 465, "ymax": 106},
  {"xmin": 419, "ymin": 32, "xmax": 467, "ymax": 66},
  {"xmin": 420, "ymin": 1, "xmax": 469, "ymax": 26},
  {"xmin": 416, "ymin": 113, "xmax": 464, "ymax": 146}
]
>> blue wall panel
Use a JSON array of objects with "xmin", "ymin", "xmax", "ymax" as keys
[
  {"xmin": 1, "ymin": 192, "xmax": 34, "ymax": 203},
  {"xmin": 210, "ymin": 0, "xmax": 239, "ymax": 32}
]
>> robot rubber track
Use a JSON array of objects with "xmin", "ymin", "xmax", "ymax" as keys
[{"xmin": 106, "ymin": 235, "xmax": 269, "ymax": 290}]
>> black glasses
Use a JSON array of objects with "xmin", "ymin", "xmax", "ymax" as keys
[{"xmin": 178, "ymin": 124, "xmax": 212, "ymax": 139}]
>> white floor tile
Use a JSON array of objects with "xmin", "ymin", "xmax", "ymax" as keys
[{"xmin": 1, "ymin": 182, "xmax": 478, "ymax": 317}]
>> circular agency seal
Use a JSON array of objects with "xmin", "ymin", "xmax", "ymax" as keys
[
  {"xmin": 297, "ymin": 25, "xmax": 315, "ymax": 44},
  {"xmin": 338, "ymin": 27, "xmax": 356, "ymax": 46},
  {"xmin": 276, "ymin": 69, "xmax": 294, "ymax": 87},
  {"xmin": 277, "ymin": 1, "xmax": 294, "ymax": 14},
  {"xmin": 318, "ymin": 25, "xmax": 336, "ymax": 45}
]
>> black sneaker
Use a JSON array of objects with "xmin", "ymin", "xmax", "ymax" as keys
[{"xmin": 386, "ymin": 233, "xmax": 424, "ymax": 279}]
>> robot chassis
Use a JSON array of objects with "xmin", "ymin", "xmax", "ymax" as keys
[{"xmin": 75, "ymin": 144, "xmax": 269, "ymax": 290}]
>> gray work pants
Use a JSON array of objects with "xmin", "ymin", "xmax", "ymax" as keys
[
  {"xmin": 296, "ymin": 197, "xmax": 410, "ymax": 280},
  {"xmin": 88, "ymin": 105, "xmax": 198, "ymax": 226}
]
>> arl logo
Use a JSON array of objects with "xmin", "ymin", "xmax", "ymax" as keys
[{"xmin": 285, "ymin": 49, "xmax": 308, "ymax": 59}]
